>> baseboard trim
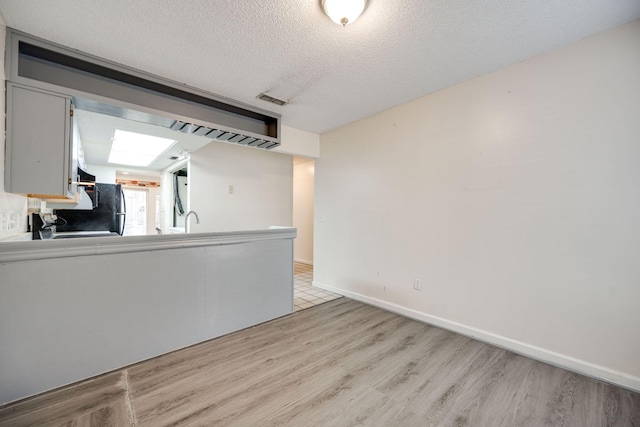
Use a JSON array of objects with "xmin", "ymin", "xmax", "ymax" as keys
[
  {"xmin": 294, "ymin": 258, "xmax": 313, "ymax": 265},
  {"xmin": 312, "ymin": 280, "xmax": 640, "ymax": 393}
]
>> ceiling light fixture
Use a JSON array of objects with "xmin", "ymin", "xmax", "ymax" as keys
[
  {"xmin": 108, "ymin": 130, "xmax": 176, "ymax": 167},
  {"xmin": 322, "ymin": 0, "xmax": 368, "ymax": 26}
]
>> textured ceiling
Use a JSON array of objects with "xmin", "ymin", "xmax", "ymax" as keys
[{"xmin": 1, "ymin": 0, "xmax": 639, "ymax": 134}]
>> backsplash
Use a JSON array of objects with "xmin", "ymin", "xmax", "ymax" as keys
[{"xmin": 0, "ymin": 192, "xmax": 28, "ymax": 241}]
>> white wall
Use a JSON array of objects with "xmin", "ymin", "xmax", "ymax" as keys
[
  {"xmin": 275, "ymin": 126, "xmax": 320, "ymax": 158},
  {"xmin": 189, "ymin": 141, "xmax": 293, "ymax": 232},
  {"xmin": 293, "ymin": 157, "xmax": 314, "ymax": 264},
  {"xmin": 85, "ymin": 164, "xmax": 117, "ymax": 184},
  {"xmin": 314, "ymin": 20, "xmax": 640, "ymax": 390},
  {"xmin": 0, "ymin": 18, "xmax": 29, "ymax": 241}
]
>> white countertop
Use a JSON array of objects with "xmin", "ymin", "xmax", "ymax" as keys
[{"xmin": 0, "ymin": 228, "xmax": 297, "ymax": 263}]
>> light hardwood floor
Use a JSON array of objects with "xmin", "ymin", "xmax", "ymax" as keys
[{"xmin": 1, "ymin": 298, "xmax": 639, "ymax": 426}]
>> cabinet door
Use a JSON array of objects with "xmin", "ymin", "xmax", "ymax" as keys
[{"xmin": 5, "ymin": 83, "xmax": 77, "ymax": 198}]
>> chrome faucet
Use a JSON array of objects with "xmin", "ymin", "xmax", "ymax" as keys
[{"xmin": 185, "ymin": 210, "xmax": 200, "ymax": 224}]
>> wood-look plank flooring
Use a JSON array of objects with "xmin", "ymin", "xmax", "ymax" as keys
[{"xmin": 1, "ymin": 298, "xmax": 639, "ymax": 426}]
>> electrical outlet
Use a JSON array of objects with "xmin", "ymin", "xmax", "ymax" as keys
[
  {"xmin": 414, "ymin": 278, "xmax": 422, "ymax": 290},
  {"xmin": 228, "ymin": 185, "xmax": 234, "ymax": 194}
]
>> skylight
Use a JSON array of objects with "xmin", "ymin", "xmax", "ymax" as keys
[{"xmin": 108, "ymin": 130, "xmax": 176, "ymax": 167}]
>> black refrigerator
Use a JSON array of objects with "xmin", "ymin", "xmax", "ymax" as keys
[{"xmin": 54, "ymin": 183, "xmax": 126, "ymax": 235}]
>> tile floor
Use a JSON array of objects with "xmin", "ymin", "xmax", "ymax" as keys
[{"xmin": 294, "ymin": 262, "xmax": 342, "ymax": 311}]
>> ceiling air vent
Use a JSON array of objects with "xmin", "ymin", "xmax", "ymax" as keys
[{"xmin": 257, "ymin": 92, "xmax": 288, "ymax": 106}]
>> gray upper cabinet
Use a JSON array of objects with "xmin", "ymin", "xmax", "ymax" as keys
[{"xmin": 5, "ymin": 82, "xmax": 77, "ymax": 199}]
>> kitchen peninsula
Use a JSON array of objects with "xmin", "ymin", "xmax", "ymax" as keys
[
  {"xmin": 1, "ymin": 28, "xmax": 300, "ymax": 405},
  {"xmin": 0, "ymin": 228, "xmax": 296, "ymax": 404}
]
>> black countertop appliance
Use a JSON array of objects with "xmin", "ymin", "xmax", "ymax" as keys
[{"xmin": 54, "ymin": 183, "xmax": 126, "ymax": 235}]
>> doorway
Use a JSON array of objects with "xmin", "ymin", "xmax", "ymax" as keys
[
  {"xmin": 120, "ymin": 184, "xmax": 162, "ymax": 236},
  {"xmin": 293, "ymin": 157, "xmax": 315, "ymax": 265},
  {"xmin": 122, "ymin": 188, "xmax": 147, "ymax": 236}
]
